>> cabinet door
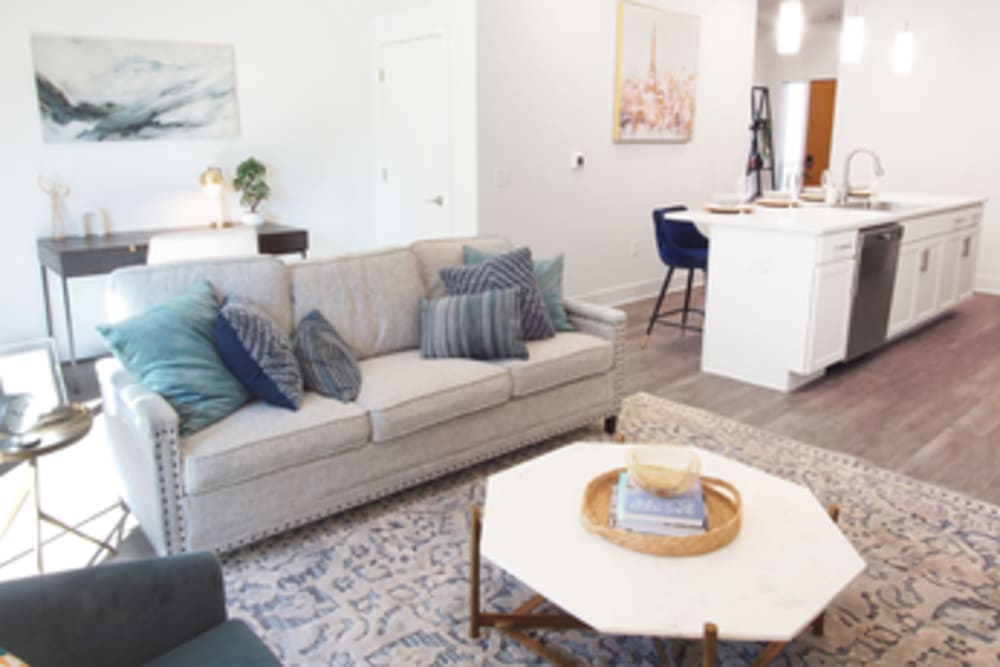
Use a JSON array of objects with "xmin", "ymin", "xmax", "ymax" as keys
[
  {"xmin": 936, "ymin": 233, "xmax": 962, "ymax": 310},
  {"xmin": 957, "ymin": 230, "xmax": 980, "ymax": 299},
  {"xmin": 913, "ymin": 242, "xmax": 942, "ymax": 323},
  {"xmin": 888, "ymin": 243, "xmax": 919, "ymax": 338},
  {"xmin": 803, "ymin": 259, "xmax": 855, "ymax": 373}
]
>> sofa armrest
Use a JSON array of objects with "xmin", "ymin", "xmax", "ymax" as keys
[
  {"xmin": 563, "ymin": 298, "xmax": 627, "ymax": 409},
  {"xmin": 0, "ymin": 553, "xmax": 227, "ymax": 667},
  {"xmin": 97, "ymin": 357, "xmax": 185, "ymax": 556}
]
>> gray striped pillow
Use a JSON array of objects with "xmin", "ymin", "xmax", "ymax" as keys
[
  {"xmin": 293, "ymin": 310, "xmax": 361, "ymax": 402},
  {"xmin": 439, "ymin": 246, "xmax": 556, "ymax": 340},
  {"xmin": 420, "ymin": 288, "xmax": 528, "ymax": 360}
]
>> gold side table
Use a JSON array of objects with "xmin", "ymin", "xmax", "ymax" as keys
[{"xmin": 0, "ymin": 404, "xmax": 118, "ymax": 573}]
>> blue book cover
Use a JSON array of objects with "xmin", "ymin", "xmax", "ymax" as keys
[
  {"xmin": 618, "ymin": 472, "xmax": 707, "ymax": 526},
  {"xmin": 608, "ymin": 476, "xmax": 706, "ymax": 536}
]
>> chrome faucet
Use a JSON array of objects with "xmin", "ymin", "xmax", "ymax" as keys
[{"xmin": 842, "ymin": 148, "xmax": 885, "ymax": 202}]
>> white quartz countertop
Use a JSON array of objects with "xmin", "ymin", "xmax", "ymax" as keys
[{"xmin": 686, "ymin": 193, "xmax": 986, "ymax": 236}]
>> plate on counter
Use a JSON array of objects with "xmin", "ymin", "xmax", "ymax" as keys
[
  {"xmin": 756, "ymin": 198, "xmax": 799, "ymax": 208},
  {"xmin": 703, "ymin": 203, "xmax": 754, "ymax": 214}
]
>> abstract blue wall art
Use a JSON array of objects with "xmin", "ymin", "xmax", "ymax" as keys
[{"xmin": 31, "ymin": 35, "xmax": 240, "ymax": 142}]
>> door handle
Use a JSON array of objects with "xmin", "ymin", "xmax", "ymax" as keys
[
  {"xmin": 919, "ymin": 249, "xmax": 929, "ymax": 273},
  {"xmin": 962, "ymin": 237, "xmax": 971, "ymax": 258},
  {"xmin": 425, "ymin": 195, "xmax": 444, "ymax": 206}
]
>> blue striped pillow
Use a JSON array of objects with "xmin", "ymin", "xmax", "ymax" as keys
[
  {"xmin": 293, "ymin": 310, "xmax": 361, "ymax": 402},
  {"xmin": 439, "ymin": 246, "xmax": 556, "ymax": 340},
  {"xmin": 420, "ymin": 288, "xmax": 528, "ymax": 360},
  {"xmin": 463, "ymin": 246, "xmax": 573, "ymax": 332}
]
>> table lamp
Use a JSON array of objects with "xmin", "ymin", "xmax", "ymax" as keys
[{"xmin": 199, "ymin": 166, "xmax": 226, "ymax": 227}]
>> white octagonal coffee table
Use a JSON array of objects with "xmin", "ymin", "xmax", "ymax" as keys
[{"xmin": 469, "ymin": 442, "xmax": 866, "ymax": 666}]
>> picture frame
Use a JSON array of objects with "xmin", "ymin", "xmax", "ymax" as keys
[
  {"xmin": 613, "ymin": 0, "xmax": 701, "ymax": 143},
  {"xmin": 0, "ymin": 338, "xmax": 68, "ymax": 414}
]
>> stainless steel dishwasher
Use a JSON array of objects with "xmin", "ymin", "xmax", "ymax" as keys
[{"xmin": 845, "ymin": 222, "xmax": 903, "ymax": 361}]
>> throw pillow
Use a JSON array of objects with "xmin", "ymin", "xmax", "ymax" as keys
[
  {"xmin": 421, "ymin": 288, "xmax": 528, "ymax": 360},
  {"xmin": 215, "ymin": 298, "xmax": 303, "ymax": 410},
  {"xmin": 293, "ymin": 310, "xmax": 361, "ymax": 402},
  {"xmin": 463, "ymin": 245, "xmax": 573, "ymax": 332},
  {"xmin": 439, "ymin": 246, "xmax": 556, "ymax": 340},
  {"xmin": 96, "ymin": 280, "xmax": 250, "ymax": 437}
]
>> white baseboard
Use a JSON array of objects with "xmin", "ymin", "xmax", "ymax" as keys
[
  {"xmin": 573, "ymin": 273, "xmax": 705, "ymax": 307},
  {"xmin": 975, "ymin": 273, "xmax": 1000, "ymax": 295}
]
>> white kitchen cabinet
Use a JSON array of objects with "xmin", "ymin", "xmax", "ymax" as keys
[
  {"xmin": 888, "ymin": 243, "xmax": 919, "ymax": 337},
  {"xmin": 803, "ymin": 259, "xmax": 856, "ymax": 374},
  {"xmin": 957, "ymin": 230, "xmax": 979, "ymax": 299},
  {"xmin": 912, "ymin": 241, "xmax": 942, "ymax": 323},
  {"xmin": 936, "ymin": 233, "xmax": 962, "ymax": 310}
]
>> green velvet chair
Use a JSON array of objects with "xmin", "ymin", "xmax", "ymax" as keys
[{"xmin": 0, "ymin": 552, "xmax": 280, "ymax": 666}]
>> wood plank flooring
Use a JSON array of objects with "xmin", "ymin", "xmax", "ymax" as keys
[{"xmin": 622, "ymin": 288, "xmax": 1000, "ymax": 505}]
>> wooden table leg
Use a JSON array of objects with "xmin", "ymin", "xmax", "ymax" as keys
[
  {"xmin": 702, "ymin": 623, "xmax": 717, "ymax": 667},
  {"xmin": 470, "ymin": 505, "xmax": 482, "ymax": 639}
]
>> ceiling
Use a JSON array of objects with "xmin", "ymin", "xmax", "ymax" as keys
[{"xmin": 757, "ymin": 0, "xmax": 844, "ymax": 26}]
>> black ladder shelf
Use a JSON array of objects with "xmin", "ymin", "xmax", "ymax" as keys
[{"xmin": 747, "ymin": 86, "xmax": 776, "ymax": 198}]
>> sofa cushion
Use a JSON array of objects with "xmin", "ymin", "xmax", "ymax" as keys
[
  {"xmin": 107, "ymin": 256, "xmax": 293, "ymax": 334},
  {"xmin": 143, "ymin": 619, "xmax": 281, "ymax": 667},
  {"xmin": 293, "ymin": 310, "xmax": 361, "ymax": 402},
  {"xmin": 97, "ymin": 281, "xmax": 251, "ymax": 437},
  {"xmin": 356, "ymin": 350, "xmax": 511, "ymax": 442},
  {"xmin": 420, "ymin": 288, "xmax": 528, "ymax": 360},
  {"xmin": 215, "ymin": 299, "xmax": 303, "ymax": 410},
  {"xmin": 464, "ymin": 246, "xmax": 573, "ymax": 332},
  {"xmin": 440, "ymin": 247, "xmax": 556, "ymax": 340},
  {"xmin": 290, "ymin": 248, "xmax": 426, "ymax": 360},
  {"xmin": 181, "ymin": 393, "xmax": 370, "ymax": 494},
  {"xmin": 495, "ymin": 332, "xmax": 614, "ymax": 397},
  {"xmin": 410, "ymin": 236, "xmax": 514, "ymax": 299}
]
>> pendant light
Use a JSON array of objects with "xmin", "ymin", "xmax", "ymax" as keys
[
  {"xmin": 776, "ymin": 2, "xmax": 804, "ymax": 55},
  {"xmin": 840, "ymin": 4, "xmax": 865, "ymax": 64},
  {"xmin": 893, "ymin": 21, "xmax": 914, "ymax": 74}
]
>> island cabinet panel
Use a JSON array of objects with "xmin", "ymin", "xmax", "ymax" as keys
[
  {"xmin": 888, "ymin": 243, "xmax": 920, "ymax": 338},
  {"xmin": 802, "ymin": 259, "xmax": 856, "ymax": 374},
  {"xmin": 957, "ymin": 230, "xmax": 980, "ymax": 299},
  {"xmin": 912, "ymin": 242, "xmax": 943, "ymax": 323},
  {"xmin": 936, "ymin": 233, "xmax": 963, "ymax": 310}
]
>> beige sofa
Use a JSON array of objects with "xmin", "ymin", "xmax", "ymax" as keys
[{"xmin": 97, "ymin": 237, "xmax": 626, "ymax": 555}]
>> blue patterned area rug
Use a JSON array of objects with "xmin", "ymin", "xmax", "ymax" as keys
[{"xmin": 222, "ymin": 392, "xmax": 999, "ymax": 666}]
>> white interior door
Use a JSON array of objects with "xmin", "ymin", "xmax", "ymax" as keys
[{"xmin": 375, "ymin": 30, "xmax": 451, "ymax": 246}]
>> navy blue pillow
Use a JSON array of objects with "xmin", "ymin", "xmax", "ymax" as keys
[{"xmin": 215, "ymin": 299, "xmax": 303, "ymax": 410}]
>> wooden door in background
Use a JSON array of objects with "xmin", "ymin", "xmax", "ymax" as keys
[{"xmin": 802, "ymin": 79, "xmax": 837, "ymax": 186}]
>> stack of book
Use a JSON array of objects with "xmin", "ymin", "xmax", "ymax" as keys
[{"xmin": 609, "ymin": 471, "xmax": 708, "ymax": 536}]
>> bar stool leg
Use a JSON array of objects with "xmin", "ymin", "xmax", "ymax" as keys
[
  {"xmin": 31, "ymin": 458, "xmax": 43, "ymax": 573},
  {"xmin": 681, "ymin": 269, "xmax": 695, "ymax": 333},
  {"xmin": 643, "ymin": 267, "xmax": 674, "ymax": 348}
]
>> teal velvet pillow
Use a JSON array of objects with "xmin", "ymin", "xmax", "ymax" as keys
[
  {"xmin": 97, "ymin": 280, "xmax": 251, "ymax": 436},
  {"xmin": 463, "ymin": 246, "xmax": 573, "ymax": 331}
]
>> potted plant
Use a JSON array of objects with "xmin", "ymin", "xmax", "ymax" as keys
[{"xmin": 233, "ymin": 157, "xmax": 271, "ymax": 225}]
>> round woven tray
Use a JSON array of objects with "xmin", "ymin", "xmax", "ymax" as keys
[{"xmin": 580, "ymin": 468, "xmax": 742, "ymax": 557}]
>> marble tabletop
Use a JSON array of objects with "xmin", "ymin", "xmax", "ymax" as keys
[{"xmin": 481, "ymin": 442, "xmax": 866, "ymax": 641}]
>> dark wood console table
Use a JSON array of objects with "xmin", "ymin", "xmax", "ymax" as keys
[{"xmin": 37, "ymin": 223, "xmax": 309, "ymax": 372}]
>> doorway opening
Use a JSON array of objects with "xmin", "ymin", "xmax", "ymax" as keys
[{"xmin": 779, "ymin": 78, "xmax": 837, "ymax": 189}]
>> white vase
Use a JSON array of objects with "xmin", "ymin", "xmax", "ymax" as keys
[{"xmin": 241, "ymin": 211, "xmax": 263, "ymax": 225}]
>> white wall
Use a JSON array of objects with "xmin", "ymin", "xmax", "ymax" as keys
[
  {"xmin": 476, "ymin": 0, "xmax": 758, "ymax": 304},
  {"xmin": 0, "ymin": 0, "xmax": 476, "ymax": 356},
  {"xmin": 830, "ymin": 0, "xmax": 1000, "ymax": 293}
]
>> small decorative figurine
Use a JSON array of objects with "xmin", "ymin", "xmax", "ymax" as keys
[{"xmin": 38, "ymin": 176, "xmax": 70, "ymax": 239}]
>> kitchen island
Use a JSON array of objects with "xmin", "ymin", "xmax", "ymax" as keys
[{"xmin": 687, "ymin": 194, "xmax": 986, "ymax": 392}]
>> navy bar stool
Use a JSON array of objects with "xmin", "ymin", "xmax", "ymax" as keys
[{"xmin": 644, "ymin": 206, "xmax": 709, "ymax": 345}]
